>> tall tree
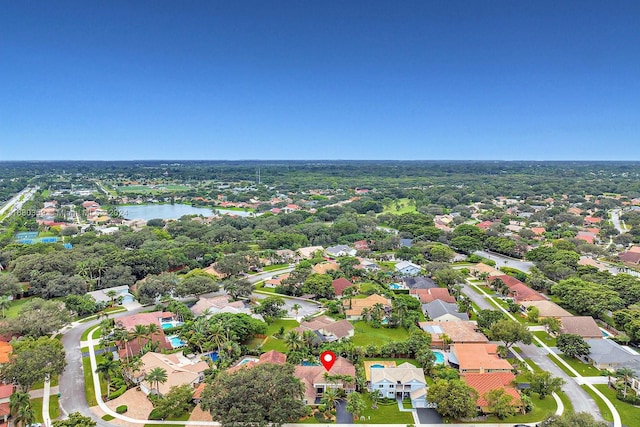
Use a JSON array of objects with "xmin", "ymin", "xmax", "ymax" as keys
[
  {"xmin": 489, "ymin": 319, "xmax": 532, "ymax": 350},
  {"xmin": 52, "ymin": 412, "xmax": 97, "ymax": 427},
  {"xmin": 145, "ymin": 367, "xmax": 168, "ymax": 395},
  {"xmin": 484, "ymin": 388, "xmax": 517, "ymax": 419},
  {"xmin": 428, "ymin": 379, "xmax": 478, "ymax": 420},
  {"xmin": 0, "ymin": 336, "xmax": 66, "ymax": 392},
  {"xmin": 95, "ymin": 354, "xmax": 120, "ymax": 400},
  {"xmin": 528, "ymin": 371, "xmax": 565, "ymax": 399},
  {"xmin": 556, "ymin": 334, "xmax": 590, "ymax": 359},
  {"xmin": 345, "ymin": 392, "xmax": 366, "ymax": 419},
  {"xmin": 200, "ymin": 363, "xmax": 306, "ymax": 426}
]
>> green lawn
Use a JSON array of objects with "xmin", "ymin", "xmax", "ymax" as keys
[
  {"xmin": 533, "ymin": 331, "xmax": 557, "ymax": 347},
  {"xmin": 266, "ymin": 319, "xmax": 299, "ymax": 336},
  {"xmin": 594, "ymin": 384, "xmax": 640, "ymax": 427},
  {"xmin": 359, "ymin": 394, "xmax": 414, "ymax": 424},
  {"xmin": 82, "ymin": 354, "xmax": 106, "ymax": 407},
  {"xmin": 261, "ymin": 336, "xmax": 288, "ymax": 352},
  {"xmin": 351, "ymin": 322, "xmax": 409, "ymax": 347},
  {"xmin": 4, "ymin": 297, "xmax": 31, "ymax": 319},
  {"xmin": 558, "ymin": 389, "xmax": 574, "ymax": 414},
  {"xmin": 30, "ymin": 395, "xmax": 60, "ymax": 423},
  {"xmin": 80, "ymin": 325, "xmax": 98, "ymax": 342},
  {"xmin": 477, "ymin": 394, "xmax": 556, "ymax": 424},
  {"xmin": 262, "ymin": 264, "xmax": 289, "ymax": 272},
  {"xmin": 548, "ymin": 354, "xmax": 602, "ymax": 377},
  {"xmin": 363, "ymin": 357, "xmax": 419, "ymax": 367},
  {"xmin": 381, "ymin": 198, "xmax": 417, "ymax": 215}
]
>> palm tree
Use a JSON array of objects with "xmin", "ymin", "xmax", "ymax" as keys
[
  {"xmin": 95, "ymin": 355, "xmax": 120, "ymax": 400},
  {"xmin": 0, "ymin": 295, "xmax": 11, "ymax": 318},
  {"xmin": 292, "ymin": 303, "xmax": 301, "ymax": 318},
  {"xmin": 145, "ymin": 367, "xmax": 168, "ymax": 395},
  {"xmin": 14, "ymin": 405, "xmax": 36, "ymax": 427},
  {"xmin": 284, "ymin": 331, "xmax": 303, "ymax": 351},
  {"xmin": 9, "ymin": 391, "xmax": 30, "ymax": 419},
  {"xmin": 302, "ymin": 330, "xmax": 317, "ymax": 349},
  {"xmin": 131, "ymin": 324, "xmax": 150, "ymax": 348},
  {"xmin": 105, "ymin": 289, "xmax": 118, "ymax": 307},
  {"xmin": 321, "ymin": 387, "xmax": 339, "ymax": 411},
  {"xmin": 615, "ymin": 367, "xmax": 635, "ymax": 398}
]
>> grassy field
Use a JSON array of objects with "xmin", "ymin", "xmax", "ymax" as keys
[
  {"xmin": 4, "ymin": 297, "xmax": 31, "ymax": 318},
  {"xmin": 477, "ymin": 394, "xmax": 556, "ymax": 424},
  {"xmin": 80, "ymin": 325, "xmax": 98, "ymax": 342},
  {"xmin": 581, "ymin": 385, "xmax": 614, "ymax": 423},
  {"xmin": 266, "ymin": 319, "xmax": 299, "ymax": 336},
  {"xmin": 31, "ymin": 395, "xmax": 60, "ymax": 423},
  {"xmin": 82, "ymin": 354, "xmax": 106, "ymax": 407},
  {"xmin": 261, "ymin": 336, "xmax": 289, "ymax": 352},
  {"xmin": 593, "ymin": 384, "xmax": 640, "ymax": 427},
  {"xmin": 381, "ymin": 198, "xmax": 417, "ymax": 215},
  {"xmin": 351, "ymin": 322, "xmax": 409, "ymax": 347},
  {"xmin": 261, "ymin": 264, "xmax": 289, "ymax": 272},
  {"xmin": 363, "ymin": 357, "xmax": 419, "ymax": 367},
  {"xmin": 533, "ymin": 331, "xmax": 557, "ymax": 347},
  {"xmin": 548, "ymin": 354, "xmax": 602, "ymax": 377},
  {"xmin": 359, "ymin": 393, "xmax": 414, "ymax": 424}
]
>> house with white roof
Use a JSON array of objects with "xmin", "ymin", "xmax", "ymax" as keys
[
  {"xmin": 366, "ymin": 361, "xmax": 427, "ymax": 408},
  {"xmin": 395, "ymin": 260, "xmax": 422, "ymax": 276}
]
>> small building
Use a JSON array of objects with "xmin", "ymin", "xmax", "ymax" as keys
[
  {"xmin": 344, "ymin": 294, "xmax": 392, "ymax": 320},
  {"xmin": 463, "ymin": 372, "xmax": 522, "ymax": 414},
  {"xmin": 325, "ymin": 245, "xmax": 357, "ymax": 258},
  {"xmin": 294, "ymin": 357, "xmax": 356, "ymax": 404},
  {"xmin": 294, "ymin": 315, "xmax": 354, "ymax": 342},
  {"xmin": 410, "ymin": 288, "xmax": 456, "ymax": 304},
  {"xmin": 418, "ymin": 321, "xmax": 489, "ymax": 348},
  {"xmin": 395, "ymin": 260, "xmax": 422, "ymax": 276},
  {"xmin": 559, "ymin": 316, "xmax": 602, "ymax": 339},
  {"xmin": 332, "ymin": 278, "xmax": 354, "ymax": 297},
  {"xmin": 422, "ymin": 300, "xmax": 469, "ymax": 322},
  {"xmin": 582, "ymin": 339, "xmax": 640, "ymax": 370},
  {"xmin": 449, "ymin": 344, "xmax": 513, "ymax": 375},
  {"xmin": 367, "ymin": 362, "xmax": 427, "ymax": 407}
]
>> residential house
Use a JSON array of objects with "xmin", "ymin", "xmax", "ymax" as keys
[
  {"xmin": 116, "ymin": 311, "xmax": 175, "ymax": 331},
  {"xmin": 395, "ymin": 260, "xmax": 422, "ymax": 276},
  {"xmin": 584, "ymin": 216, "xmax": 602, "ymax": 226},
  {"xmin": 190, "ymin": 295, "xmax": 247, "ymax": 316},
  {"xmin": 410, "ymin": 288, "xmax": 456, "ymax": 304},
  {"xmin": 418, "ymin": 321, "xmax": 489, "ymax": 348},
  {"xmin": 576, "ymin": 231, "xmax": 597, "ymax": 244},
  {"xmin": 469, "ymin": 263, "xmax": 502, "ymax": 278},
  {"xmin": 559, "ymin": 316, "xmax": 602, "ymax": 339},
  {"xmin": 344, "ymin": 294, "xmax": 392, "ymax": 320},
  {"xmin": 357, "ymin": 258, "xmax": 379, "ymax": 272},
  {"xmin": 423, "ymin": 300, "xmax": 469, "ymax": 322},
  {"xmin": 332, "ymin": 278, "xmax": 354, "ymax": 297},
  {"xmin": 582, "ymin": 338, "xmax": 640, "ymax": 370},
  {"xmin": 0, "ymin": 384, "xmax": 11, "ymax": 426},
  {"xmin": 578, "ymin": 257, "xmax": 610, "ymax": 272},
  {"xmin": 294, "ymin": 315, "xmax": 354, "ymax": 342},
  {"xmin": 520, "ymin": 300, "xmax": 572, "ymax": 318},
  {"xmin": 298, "ymin": 246, "xmax": 324, "ymax": 259},
  {"xmin": 463, "ymin": 373, "xmax": 522, "ymax": 414},
  {"xmin": 294, "ymin": 357, "xmax": 356, "ymax": 404},
  {"xmin": 264, "ymin": 273, "xmax": 290, "ymax": 288},
  {"xmin": 325, "ymin": 245, "xmax": 357, "ymax": 258},
  {"xmin": 619, "ymin": 247, "xmax": 640, "ymax": 266},
  {"xmin": 449, "ymin": 344, "xmax": 513, "ymax": 375},
  {"xmin": 489, "ymin": 275, "xmax": 546, "ymax": 303},
  {"xmin": 399, "ymin": 239, "xmax": 413, "ymax": 247},
  {"xmin": 135, "ymin": 352, "xmax": 208, "ymax": 396},
  {"xmin": 367, "ymin": 361, "xmax": 428, "ymax": 407},
  {"xmin": 0, "ymin": 341, "xmax": 12, "ymax": 364},
  {"xmin": 276, "ymin": 249, "xmax": 299, "ymax": 263},
  {"xmin": 312, "ymin": 261, "xmax": 339, "ymax": 275},
  {"xmin": 227, "ymin": 350, "xmax": 288, "ymax": 374},
  {"xmin": 354, "ymin": 240, "xmax": 370, "ymax": 251},
  {"xmin": 402, "ymin": 276, "xmax": 438, "ymax": 290}
]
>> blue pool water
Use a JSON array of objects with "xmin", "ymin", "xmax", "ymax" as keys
[
  {"xmin": 237, "ymin": 357, "xmax": 259, "ymax": 365},
  {"xmin": 161, "ymin": 321, "xmax": 184, "ymax": 330},
  {"xmin": 207, "ymin": 352, "xmax": 219, "ymax": 362},
  {"xmin": 434, "ymin": 351, "xmax": 445, "ymax": 364},
  {"xmin": 389, "ymin": 283, "xmax": 404, "ymax": 290},
  {"xmin": 370, "ymin": 364, "xmax": 385, "ymax": 369},
  {"xmin": 168, "ymin": 335, "xmax": 186, "ymax": 348},
  {"xmin": 601, "ymin": 329, "xmax": 611, "ymax": 337},
  {"xmin": 302, "ymin": 360, "xmax": 319, "ymax": 366}
]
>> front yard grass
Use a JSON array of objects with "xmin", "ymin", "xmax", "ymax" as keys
[
  {"xmin": 266, "ymin": 319, "xmax": 299, "ymax": 336},
  {"xmin": 548, "ymin": 354, "xmax": 602, "ymax": 377},
  {"xmin": 533, "ymin": 331, "xmax": 557, "ymax": 347},
  {"xmin": 581, "ymin": 385, "xmax": 613, "ymax": 423},
  {"xmin": 351, "ymin": 322, "xmax": 409, "ymax": 347},
  {"xmin": 476, "ymin": 394, "xmax": 556, "ymax": 424},
  {"xmin": 4, "ymin": 297, "xmax": 31, "ymax": 319},
  {"xmin": 363, "ymin": 357, "xmax": 419, "ymax": 367},
  {"xmin": 80, "ymin": 325, "xmax": 98, "ymax": 342},
  {"xmin": 359, "ymin": 393, "xmax": 414, "ymax": 424},
  {"xmin": 261, "ymin": 336, "xmax": 288, "ymax": 352},
  {"xmin": 594, "ymin": 384, "xmax": 640, "ymax": 427},
  {"xmin": 82, "ymin": 354, "xmax": 106, "ymax": 407}
]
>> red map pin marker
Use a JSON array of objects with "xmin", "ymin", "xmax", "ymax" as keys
[{"xmin": 320, "ymin": 350, "xmax": 336, "ymax": 371}]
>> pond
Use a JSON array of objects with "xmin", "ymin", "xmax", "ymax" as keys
[{"xmin": 118, "ymin": 204, "xmax": 255, "ymax": 220}]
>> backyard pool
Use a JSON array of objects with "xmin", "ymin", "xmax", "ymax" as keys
[
  {"xmin": 388, "ymin": 283, "xmax": 405, "ymax": 290},
  {"xmin": 161, "ymin": 321, "xmax": 184, "ymax": 330},
  {"xmin": 301, "ymin": 360, "xmax": 319, "ymax": 366},
  {"xmin": 206, "ymin": 352, "xmax": 219, "ymax": 362},
  {"xmin": 236, "ymin": 357, "xmax": 259, "ymax": 366},
  {"xmin": 167, "ymin": 335, "xmax": 186, "ymax": 348},
  {"xmin": 433, "ymin": 350, "xmax": 446, "ymax": 364},
  {"xmin": 601, "ymin": 328, "xmax": 613, "ymax": 338},
  {"xmin": 370, "ymin": 364, "xmax": 385, "ymax": 369}
]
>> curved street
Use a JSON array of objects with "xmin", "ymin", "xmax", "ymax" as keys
[{"xmin": 473, "ymin": 250, "xmax": 534, "ymax": 273}]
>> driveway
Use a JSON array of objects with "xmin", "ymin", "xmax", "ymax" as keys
[
  {"xmin": 461, "ymin": 282, "xmax": 494, "ymax": 311},
  {"xmin": 335, "ymin": 399, "xmax": 353, "ymax": 424},
  {"xmin": 253, "ymin": 292, "xmax": 322, "ymax": 319},
  {"xmin": 517, "ymin": 343, "xmax": 604, "ymax": 420},
  {"xmin": 416, "ymin": 408, "xmax": 443, "ymax": 424},
  {"xmin": 474, "ymin": 250, "xmax": 534, "ymax": 273}
]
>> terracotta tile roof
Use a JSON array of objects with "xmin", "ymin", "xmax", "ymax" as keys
[
  {"xmin": 117, "ymin": 332, "xmax": 172, "ymax": 360},
  {"xmin": 410, "ymin": 288, "xmax": 455, "ymax": 304},
  {"xmin": 560, "ymin": 316, "xmax": 602, "ymax": 338},
  {"xmin": 530, "ymin": 227, "xmax": 546, "ymax": 235},
  {"xmin": 619, "ymin": 251, "xmax": 640, "ymax": 265},
  {"xmin": 476, "ymin": 221, "xmax": 494, "ymax": 230},
  {"xmin": 332, "ymin": 278, "xmax": 353, "ymax": 296},
  {"xmin": 418, "ymin": 321, "xmax": 488, "ymax": 345},
  {"xmin": 451, "ymin": 344, "xmax": 513, "ymax": 373},
  {"xmin": 0, "ymin": 402, "xmax": 9, "ymax": 417},
  {"xmin": 116, "ymin": 311, "xmax": 173, "ymax": 331},
  {"xmin": 294, "ymin": 357, "xmax": 356, "ymax": 403},
  {"xmin": 584, "ymin": 216, "xmax": 602, "ymax": 224},
  {"xmin": 0, "ymin": 384, "xmax": 14, "ymax": 399},
  {"xmin": 259, "ymin": 350, "xmax": 287, "ymax": 364},
  {"xmin": 470, "ymin": 263, "xmax": 502, "ymax": 276},
  {"xmin": 192, "ymin": 382, "xmax": 206, "ymax": 399},
  {"xmin": 508, "ymin": 283, "xmax": 546, "ymax": 302},
  {"xmin": 0, "ymin": 341, "xmax": 12, "ymax": 364},
  {"xmin": 463, "ymin": 372, "xmax": 521, "ymax": 409},
  {"xmin": 312, "ymin": 262, "xmax": 339, "ymax": 275}
]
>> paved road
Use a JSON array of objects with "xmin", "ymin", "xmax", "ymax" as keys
[
  {"xmin": 461, "ymin": 281, "xmax": 494, "ymax": 311},
  {"xmin": 610, "ymin": 209, "xmax": 627, "ymax": 234},
  {"xmin": 518, "ymin": 343, "xmax": 604, "ymax": 419},
  {"xmin": 474, "ymin": 250, "xmax": 534, "ymax": 273},
  {"xmin": 59, "ymin": 307, "xmax": 147, "ymax": 427},
  {"xmin": 0, "ymin": 186, "xmax": 38, "ymax": 219}
]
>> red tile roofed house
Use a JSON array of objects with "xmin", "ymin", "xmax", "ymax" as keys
[
  {"xmin": 476, "ymin": 220, "xmax": 494, "ymax": 230},
  {"xmin": 265, "ymin": 273, "xmax": 290, "ymax": 288},
  {"xmin": 410, "ymin": 288, "xmax": 456, "ymax": 304},
  {"xmin": 463, "ymin": 373, "xmax": 522, "ymax": 414},
  {"xmin": 0, "ymin": 384, "xmax": 14, "ymax": 404},
  {"xmin": 82, "ymin": 201, "xmax": 99, "ymax": 209},
  {"xmin": 116, "ymin": 311, "xmax": 174, "ymax": 331},
  {"xmin": 0, "ymin": 341, "xmax": 12, "ymax": 364},
  {"xmin": 576, "ymin": 231, "xmax": 596, "ymax": 244},
  {"xmin": 567, "ymin": 207, "xmax": 583, "ymax": 215},
  {"xmin": 227, "ymin": 350, "xmax": 288, "ymax": 374},
  {"xmin": 117, "ymin": 331, "xmax": 172, "ymax": 360},
  {"xmin": 619, "ymin": 251, "xmax": 640, "ymax": 266},
  {"xmin": 629, "ymin": 246, "xmax": 640, "ymax": 253},
  {"xmin": 354, "ymin": 240, "xmax": 369, "ymax": 251},
  {"xmin": 584, "ymin": 216, "xmax": 602, "ymax": 225},
  {"xmin": 294, "ymin": 357, "xmax": 356, "ymax": 404},
  {"xmin": 559, "ymin": 316, "xmax": 602, "ymax": 339},
  {"xmin": 450, "ymin": 344, "xmax": 513, "ymax": 375},
  {"xmin": 530, "ymin": 227, "xmax": 546, "ymax": 236},
  {"xmin": 332, "ymin": 278, "xmax": 353, "ymax": 297},
  {"xmin": 418, "ymin": 321, "xmax": 488, "ymax": 348},
  {"xmin": 489, "ymin": 275, "xmax": 545, "ymax": 303}
]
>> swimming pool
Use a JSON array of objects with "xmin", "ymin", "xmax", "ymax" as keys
[
  {"xmin": 236, "ymin": 357, "xmax": 259, "ymax": 366},
  {"xmin": 206, "ymin": 352, "xmax": 219, "ymax": 362},
  {"xmin": 433, "ymin": 350, "xmax": 446, "ymax": 364},
  {"xmin": 601, "ymin": 328, "xmax": 612, "ymax": 338},
  {"xmin": 302, "ymin": 360, "xmax": 319, "ymax": 366},
  {"xmin": 370, "ymin": 364, "xmax": 385, "ymax": 369},
  {"xmin": 161, "ymin": 321, "xmax": 184, "ymax": 330},
  {"xmin": 167, "ymin": 335, "xmax": 186, "ymax": 348},
  {"xmin": 389, "ymin": 283, "xmax": 403, "ymax": 290}
]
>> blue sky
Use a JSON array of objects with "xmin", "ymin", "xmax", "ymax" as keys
[{"xmin": 1, "ymin": 1, "xmax": 639, "ymax": 160}]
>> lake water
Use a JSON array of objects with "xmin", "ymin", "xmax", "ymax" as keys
[{"xmin": 119, "ymin": 204, "xmax": 254, "ymax": 220}]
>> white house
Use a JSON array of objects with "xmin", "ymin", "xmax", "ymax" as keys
[
  {"xmin": 368, "ymin": 362, "xmax": 427, "ymax": 408},
  {"xmin": 395, "ymin": 260, "xmax": 422, "ymax": 276},
  {"xmin": 325, "ymin": 245, "xmax": 357, "ymax": 257}
]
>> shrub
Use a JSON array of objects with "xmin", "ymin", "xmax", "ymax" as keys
[
  {"xmin": 102, "ymin": 415, "xmax": 115, "ymax": 421},
  {"xmin": 115, "ymin": 405, "xmax": 127, "ymax": 414},
  {"xmin": 148, "ymin": 408, "xmax": 165, "ymax": 420},
  {"xmin": 108, "ymin": 385, "xmax": 127, "ymax": 400}
]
